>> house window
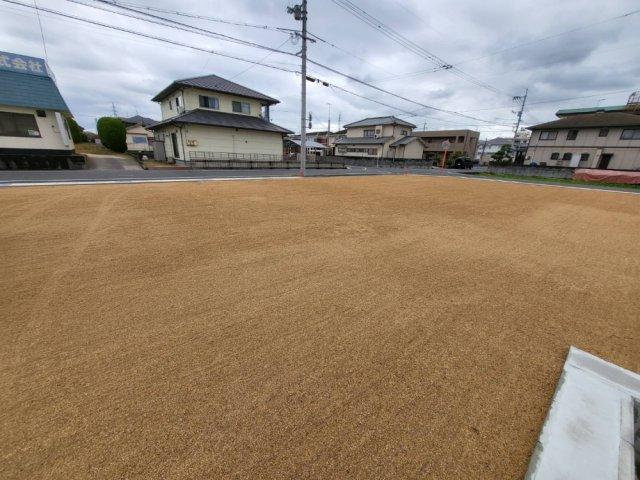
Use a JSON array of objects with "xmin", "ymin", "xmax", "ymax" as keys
[
  {"xmin": 169, "ymin": 99, "xmax": 173, "ymax": 110},
  {"xmin": 580, "ymin": 153, "xmax": 590, "ymax": 162},
  {"xmin": 598, "ymin": 128, "xmax": 609, "ymax": 137},
  {"xmin": 400, "ymin": 129, "xmax": 408, "ymax": 136},
  {"xmin": 539, "ymin": 131, "xmax": 557, "ymax": 140},
  {"xmin": 561, "ymin": 153, "xmax": 572, "ymax": 161},
  {"xmin": 232, "ymin": 101, "xmax": 251, "ymax": 114},
  {"xmin": 36, "ymin": 109, "xmax": 46, "ymax": 117},
  {"xmin": 620, "ymin": 128, "xmax": 640, "ymax": 140},
  {"xmin": 550, "ymin": 152, "xmax": 559, "ymax": 160},
  {"xmin": 0, "ymin": 111, "xmax": 41, "ymax": 137},
  {"xmin": 175, "ymin": 96, "xmax": 181, "ymax": 108},
  {"xmin": 199, "ymin": 95, "xmax": 219, "ymax": 109},
  {"xmin": 566, "ymin": 129, "xmax": 578, "ymax": 140},
  {"xmin": 131, "ymin": 136, "xmax": 147, "ymax": 144},
  {"xmin": 363, "ymin": 129, "xmax": 375, "ymax": 138},
  {"xmin": 457, "ymin": 136, "xmax": 464, "ymax": 143}
]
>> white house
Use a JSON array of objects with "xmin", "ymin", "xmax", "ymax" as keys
[
  {"xmin": 0, "ymin": 50, "xmax": 80, "ymax": 168},
  {"xmin": 120, "ymin": 115, "xmax": 157, "ymax": 153},
  {"xmin": 148, "ymin": 74, "xmax": 292, "ymax": 164},
  {"xmin": 334, "ymin": 116, "xmax": 416, "ymax": 158}
]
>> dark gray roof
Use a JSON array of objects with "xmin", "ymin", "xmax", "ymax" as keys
[
  {"xmin": 343, "ymin": 116, "xmax": 416, "ymax": 128},
  {"xmin": 120, "ymin": 115, "xmax": 157, "ymax": 127},
  {"xmin": 0, "ymin": 70, "xmax": 69, "ymax": 112},
  {"xmin": 151, "ymin": 74, "xmax": 279, "ymax": 105},
  {"xmin": 529, "ymin": 112, "xmax": 640, "ymax": 130},
  {"xmin": 334, "ymin": 136, "xmax": 392, "ymax": 145},
  {"xmin": 482, "ymin": 136, "xmax": 513, "ymax": 146},
  {"xmin": 148, "ymin": 109, "xmax": 292, "ymax": 134},
  {"xmin": 389, "ymin": 136, "xmax": 425, "ymax": 147}
]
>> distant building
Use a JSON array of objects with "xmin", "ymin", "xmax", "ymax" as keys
[
  {"xmin": 412, "ymin": 129, "xmax": 479, "ymax": 161},
  {"xmin": 335, "ymin": 116, "xmax": 416, "ymax": 158},
  {"xmin": 148, "ymin": 74, "xmax": 291, "ymax": 163},
  {"xmin": 526, "ymin": 112, "xmax": 640, "ymax": 170},
  {"xmin": 476, "ymin": 137, "xmax": 513, "ymax": 165},
  {"xmin": 0, "ymin": 50, "xmax": 79, "ymax": 167},
  {"xmin": 120, "ymin": 115, "xmax": 157, "ymax": 153},
  {"xmin": 476, "ymin": 131, "xmax": 529, "ymax": 165}
]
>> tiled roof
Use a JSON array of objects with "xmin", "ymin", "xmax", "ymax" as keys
[
  {"xmin": 120, "ymin": 115, "xmax": 157, "ymax": 127},
  {"xmin": 334, "ymin": 136, "xmax": 392, "ymax": 145},
  {"xmin": 0, "ymin": 70, "xmax": 69, "ymax": 112},
  {"xmin": 389, "ymin": 136, "xmax": 424, "ymax": 147},
  {"xmin": 148, "ymin": 109, "xmax": 292, "ymax": 134},
  {"xmin": 556, "ymin": 105, "xmax": 633, "ymax": 116},
  {"xmin": 528, "ymin": 112, "xmax": 640, "ymax": 130},
  {"xmin": 343, "ymin": 116, "xmax": 416, "ymax": 128},
  {"xmin": 151, "ymin": 74, "xmax": 279, "ymax": 105}
]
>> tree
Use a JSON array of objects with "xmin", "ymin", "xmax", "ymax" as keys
[
  {"xmin": 96, "ymin": 117, "xmax": 127, "ymax": 152},
  {"xmin": 490, "ymin": 144, "xmax": 513, "ymax": 166},
  {"xmin": 67, "ymin": 117, "xmax": 86, "ymax": 143}
]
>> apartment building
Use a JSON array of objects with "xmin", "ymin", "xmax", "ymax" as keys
[
  {"xmin": 525, "ymin": 112, "xmax": 640, "ymax": 170},
  {"xmin": 149, "ymin": 74, "xmax": 291, "ymax": 163},
  {"xmin": 335, "ymin": 116, "xmax": 416, "ymax": 158},
  {"xmin": 412, "ymin": 129, "xmax": 479, "ymax": 161}
]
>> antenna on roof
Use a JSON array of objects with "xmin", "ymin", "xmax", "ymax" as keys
[{"xmin": 33, "ymin": 0, "xmax": 49, "ymax": 62}]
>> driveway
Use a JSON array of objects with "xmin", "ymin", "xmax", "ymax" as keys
[{"xmin": 85, "ymin": 154, "xmax": 141, "ymax": 171}]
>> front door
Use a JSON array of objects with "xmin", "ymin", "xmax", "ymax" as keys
[
  {"xmin": 171, "ymin": 132, "xmax": 180, "ymax": 159},
  {"xmin": 598, "ymin": 153, "xmax": 612, "ymax": 170}
]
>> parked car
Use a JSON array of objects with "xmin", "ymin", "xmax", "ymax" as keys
[{"xmin": 452, "ymin": 156, "xmax": 473, "ymax": 169}]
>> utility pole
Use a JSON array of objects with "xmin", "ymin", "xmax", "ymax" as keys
[
  {"xmin": 288, "ymin": 0, "xmax": 308, "ymax": 177},
  {"xmin": 512, "ymin": 88, "xmax": 528, "ymax": 162},
  {"xmin": 111, "ymin": 102, "xmax": 118, "ymax": 117},
  {"xmin": 326, "ymin": 102, "xmax": 331, "ymax": 134},
  {"xmin": 338, "ymin": 113, "xmax": 341, "ymax": 131}
]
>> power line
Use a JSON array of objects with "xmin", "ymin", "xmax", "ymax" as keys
[
  {"xmin": 7, "ymin": 0, "xmax": 511, "ymax": 128},
  {"xmin": 101, "ymin": 0, "xmax": 291, "ymax": 32},
  {"xmin": 370, "ymin": 8, "xmax": 640, "ymax": 84},
  {"xmin": 69, "ymin": 0, "xmax": 509, "ymax": 125},
  {"xmin": 330, "ymin": 0, "xmax": 512, "ymax": 98}
]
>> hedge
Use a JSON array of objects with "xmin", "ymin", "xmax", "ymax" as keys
[{"xmin": 96, "ymin": 117, "xmax": 127, "ymax": 152}]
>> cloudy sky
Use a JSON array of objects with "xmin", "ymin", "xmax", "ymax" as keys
[{"xmin": 1, "ymin": 0, "xmax": 638, "ymax": 138}]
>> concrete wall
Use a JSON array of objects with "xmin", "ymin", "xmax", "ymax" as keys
[
  {"xmin": 526, "ymin": 126, "xmax": 640, "ymax": 170},
  {"xmin": 0, "ymin": 105, "xmax": 73, "ymax": 151},
  {"xmin": 488, "ymin": 165, "xmax": 574, "ymax": 179},
  {"xmin": 159, "ymin": 88, "xmax": 264, "ymax": 120}
]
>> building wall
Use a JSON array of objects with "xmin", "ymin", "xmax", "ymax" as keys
[
  {"xmin": 154, "ymin": 124, "xmax": 284, "ymax": 161},
  {"xmin": 526, "ymin": 126, "xmax": 640, "ymax": 170},
  {"xmin": 159, "ymin": 88, "xmax": 264, "ymax": 120},
  {"xmin": 125, "ymin": 124, "xmax": 152, "ymax": 152},
  {"xmin": 0, "ymin": 104, "xmax": 73, "ymax": 151},
  {"xmin": 391, "ymin": 140, "xmax": 424, "ymax": 159},
  {"xmin": 339, "ymin": 123, "xmax": 413, "ymax": 157},
  {"xmin": 414, "ymin": 130, "xmax": 479, "ymax": 158}
]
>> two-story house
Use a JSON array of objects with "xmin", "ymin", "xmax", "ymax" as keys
[
  {"xmin": 334, "ymin": 116, "xmax": 416, "ymax": 158},
  {"xmin": 148, "ymin": 74, "xmax": 292, "ymax": 163},
  {"xmin": 525, "ymin": 112, "xmax": 640, "ymax": 170}
]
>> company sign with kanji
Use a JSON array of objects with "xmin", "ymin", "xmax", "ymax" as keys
[{"xmin": 0, "ymin": 51, "xmax": 47, "ymax": 77}]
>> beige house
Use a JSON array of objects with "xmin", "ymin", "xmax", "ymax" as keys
[
  {"xmin": 120, "ymin": 115, "xmax": 156, "ymax": 153},
  {"xmin": 412, "ymin": 129, "xmax": 479, "ymax": 161},
  {"xmin": 335, "ymin": 116, "xmax": 416, "ymax": 158},
  {"xmin": 388, "ymin": 136, "xmax": 427, "ymax": 159},
  {"xmin": 149, "ymin": 74, "xmax": 291, "ymax": 163},
  {"xmin": 525, "ymin": 112, "xmax": 640, "ymax": 170}
]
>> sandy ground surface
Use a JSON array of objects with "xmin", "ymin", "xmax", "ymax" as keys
[{"xmin": 1, "ymin": 176, "xmax": 639, "ymax": 479}]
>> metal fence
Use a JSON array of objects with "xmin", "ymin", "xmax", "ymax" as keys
[{"xmin": 186, "ymin": 151, "xmax": 344, "ymax": 169}]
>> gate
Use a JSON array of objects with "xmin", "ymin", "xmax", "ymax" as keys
[{"xmin": 152, "ymin": 138, "xmax": 166, "ymax": 161}]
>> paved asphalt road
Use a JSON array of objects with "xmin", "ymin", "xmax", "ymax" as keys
[{"xmin": 0, "ymin": 166, "xmax": 458, "ymax": 186}]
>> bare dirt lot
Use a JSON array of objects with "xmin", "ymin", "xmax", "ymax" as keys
[{"xmin": 1, "ymin": 176, "xmax": 639, "ymax": 479}]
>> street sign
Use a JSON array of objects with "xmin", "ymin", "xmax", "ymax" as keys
[{"xmin": 441, "ymin": 140, "xmax": 451, "ymax": 151}]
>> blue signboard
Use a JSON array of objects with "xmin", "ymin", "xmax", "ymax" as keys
[{"xmin": 0, "ymin": 51, "xmax": 48, "ymax": 77}]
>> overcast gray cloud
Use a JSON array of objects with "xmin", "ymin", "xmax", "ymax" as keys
[{"xmin": 1, "ymin": 0, "xmax": 638, "ymax": 138}]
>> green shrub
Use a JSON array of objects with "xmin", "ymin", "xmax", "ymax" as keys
[
  {"xmin": 67, "ymin": 117, "xmax": 86, "ymax": 143},
  {"xmin": 96, "ymin": 117, "xmax": 127, "ymax": 152}
]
